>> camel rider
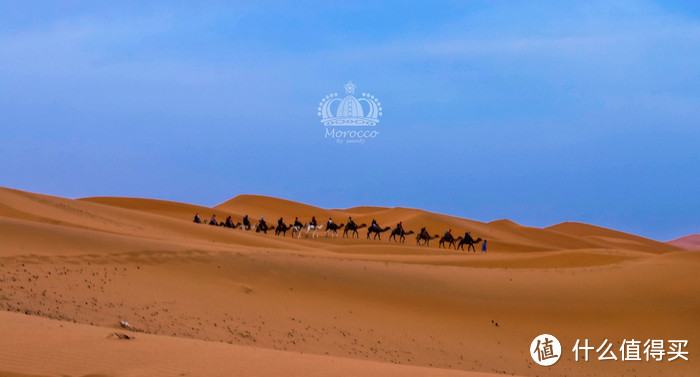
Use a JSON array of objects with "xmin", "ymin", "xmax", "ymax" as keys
[
  {"xmin": 465, "ymin": 231, "xmax": 475, "ymax": 243},
  {"xmin": 311, "ymin": 216, "xmax": 317, "ymax": 227},
  {"xmin": 209, "ymin": 214, "xmax": 218, "ymax": 225},
  {"xmin": 259, "ymin": 217, "xmax": 266, "ymax": 229},
  {"xmin": 348, "ymin": 217, "xmax": 355, "ymax": 227},
  {"xmin": 398, "ymin": 221, "xmax": 404, "ymax": 233},
  {"xmin": 243, "ymin": 215, "xmax": 250, "ymax": 227},
  {"xmin": 420, "ymin": 227, "xmax": 427, "ymax": 237},
  {"xmin": 294, "ymin": 217, "xmax": 303, "ymax": 228},
  {"xmin": 327, "ymin": 218, "xmax": 334, "ymax": 228},
  {"xmin": 445, "ymin": 229, "xmax": 452, "ymax": 239},
  {"xmin": 193, "ymin": 213, "xmax": 201, "ymax": 223},
  {"xmin": 278, "ymin": 217, "xmax": 284, "ymax": 228},
  {"xmin": 226, "ymin": 215, "xmax": 233, "ymax": 227},
  {"xmin": 371, "ymin": 219, "xmax": 379, "ymax": 230}
]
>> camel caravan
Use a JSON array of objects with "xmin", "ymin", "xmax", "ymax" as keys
[{"xmin": 192, "ymin": 213, "xmax": 487, "ymax": 252}]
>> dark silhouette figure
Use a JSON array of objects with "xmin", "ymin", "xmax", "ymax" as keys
[
  {"xmin": 290, "ymin": 217, "xmax": 304, "ymax": 238},
  {"xmin": 416, "ymin": 229, "xmax": 440, "ymax": 246},
  {"xmin": 193, "ymin": 213, "xmax": 201, "ymax": 224},
  {"xmin": 439, "ymin": 233, "xmax": 463, "ymax": 249},
  {"xmin": 343, "ymin": 222, "xmax": 367, "ymax": 238},
  {"xmin": 367, "ymin": 226, "xmax": 391, "ymax": 240},
  {"xmin": 457, "ymin": 232, "xmax": 483, "ymax": 252},
  {"xmin": 389, "ymin": 227, "xmax": 414, "ymax": 243},
  {"xmin": 256, "ymin": 218, "xmax": 274, "ymax": 234},
  {"xmin": 242, "ymin": 215, "xmax": 251, "ymax": 230},
  {"xmin": 325, "ymin": 222, "xmax": 345, "ymax": 237},
  {"xmin": 275, "ymin": 221, "xmax": 293, "ymax": 236},
  {"xmin": 223, "ymin": 216, "xmax": 235, "ymax": 228}
]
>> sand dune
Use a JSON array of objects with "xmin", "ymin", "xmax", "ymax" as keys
[
  {"xmin": 666, "ymin": 233, "xmax": 700, "ymax": 250},
  {"xmin": 546, "ymin": 221, "xmax": 680, "ymax": 254},
  {"xmin": 215, "ymin": 194, "xmax": 341, "ymax": 220},
  {"xmin": 82, "ymin": 196, "xmax": 218, "ymax": 222},
  {"xmin": 0, "ymin": 187, "xmax": 696, "ymax": 377},
  {"xmin": 0, "ymin": 311, "xmax": 496, "ymax": 377}
]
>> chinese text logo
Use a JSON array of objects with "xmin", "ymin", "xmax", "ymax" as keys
[{"xmin": 531, "ymin": 334, "xmax": 562, "ymax": 366}]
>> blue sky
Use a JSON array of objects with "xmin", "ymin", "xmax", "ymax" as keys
[{"xmin": 0, "ymin": 1, "xmax": 698, "ymax": 240}]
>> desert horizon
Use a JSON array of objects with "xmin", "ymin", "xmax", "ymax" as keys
[
  {"xmin": 0, "ymin": 186, "xmax": 696, "ymax": 377},
  {"xmin": 86, "ymin": 192, "xmax": 697, "ymax": 245}
]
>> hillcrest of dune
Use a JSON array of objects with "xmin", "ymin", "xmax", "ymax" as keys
[
  {"xmin": 666, "ymin": 233, "xmax": 700, "ymax": 250},
  {"xmin": 546, "ymin": 221, "xmax": 681, "ymax": 254},
  {"xmin": 214, "ymin": 194, "xmax": 343, "ymax": 221}
]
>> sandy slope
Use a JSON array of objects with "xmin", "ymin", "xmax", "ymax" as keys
[
  {"xmin": 0, "ymin": 311, "xmax": 495, "ymax": 377},
  {"xmin": 666, "ymin": 234, "xmax": 700, "ymax": 250},
  {"xmin": 546, "ymin": 222, "xmax": 681, "ymax": 254},
  {"xmin": 0, "ymin": 187, "xmax": 697, "ymax": 377}
]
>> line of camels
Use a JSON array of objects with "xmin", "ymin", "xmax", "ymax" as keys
[{"xmin": 194, "ymin": 214, "xmax": 484, "ymax": 251}]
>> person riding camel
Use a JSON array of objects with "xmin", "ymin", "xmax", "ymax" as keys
[
  {"xmin": 278, "ymin": 217, "xmax": 284, "ymax": 228},
  {"xmin": 259, "ymin": 217, "xmax": 267, "ymax": 229},
  {"xmin": 420, "ymin": 227, "xmax": 427, "ymax": 237},
  {"xmin": 371, "ymin": 219, "xmax": 379, "ymax": 230},
  {"xmin": 193, "ymin": 213, "xmax": 201, "ymax": 223},
  {"xmin": 311, "ymin": 216, "xmax": 318, "ymax": 227},
  {"xmin": 464, "ymin": 231, "xmax": 475, "ymax": 243},
  {"xmin": 225, "ymin": 215, "xmax": 233, "ymax": 227},
  {"xmin": 397, "ymin": 221, "xmax": 404, "ymax": 233},
  {"xmin": 445, "ymin": 229, "xmax": 452, "ymax": 240},
  {"xmin": 243, "ymin": 214, "xmax": 251, "ymax": 229},
  {"xmin": 209, "ymin": 214, "xmax": 218, "ymax": 226},
  {"xmin": 327, "ymin": 218, "xmax": 334, "ymax": 228},
  {"xmin": 294, "ymin": 217, "xmax": 303, "ymax": 228},
  {"xmin": 348, "ymin": 216, "xmax": 355, "ymax": 227}
]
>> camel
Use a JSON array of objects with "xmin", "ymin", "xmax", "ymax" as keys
[
  {"xmin": 241, "ymin": 218, "xmax": 252, "ymax": 230},
  {"xmin": 220, "ymin": 220, "xmax": 241, "ymax": 229},
  {"xmin": 325, "ymin": 223, "xmax": 345, "ymax": 238},
  {"xmin": 367, "ymin": 225, "xmax": 391, "ymax": 240},
  {"xmin": 304, "ymin": 223, "xmax": 323, "ymax": 238},
  {"xmin": 255, "ymin": 222, "xmax": 274, "ymax": 234},
  {"xmin": 389, "ymin": 227, "xmax": 414, "ymax": 243},
  {"xmin": 275, "ymin": 222, "xmax": 294, "ymax": 236},
  {"xmin": 457, "ymin": 236, "xmax": 483, "ymax": 252},
  {"xmin": 221, "ymin": 218, "xmax": 238, "ymax": 228},
  {"xmin": 343, "ymin": 223, "xmax": 367, "ymax": 238},
  {"xmin": 290, "ymin": 220, "xmax": 304, "ymax": 238},
  {"xmin": 232, "ymin": 222, "xmax": 248, "ymax": 230},
  {"xmin": 439, "ymin": 234, "xmax": 463, "ymax": 249},
  {"xmin": 416, "ymin": 231, "xmax": 440, "ymax": 246}
]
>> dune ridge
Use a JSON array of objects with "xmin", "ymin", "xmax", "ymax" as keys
[
  {"xmin": 83, "ymin": 192, "xmax": 682, "ymax": 255},
  {"xmin": 666, "ymin": 233, "xmax": 700, "ymax": 250}
]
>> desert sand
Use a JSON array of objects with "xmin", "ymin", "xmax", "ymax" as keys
[
  {"xmin": 0, "ymin": 187, "xmax": 697, "ymax": 377},
  {"xmin": 666, "ymin": 234, "xmax": 700, "ymax": 251}
]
